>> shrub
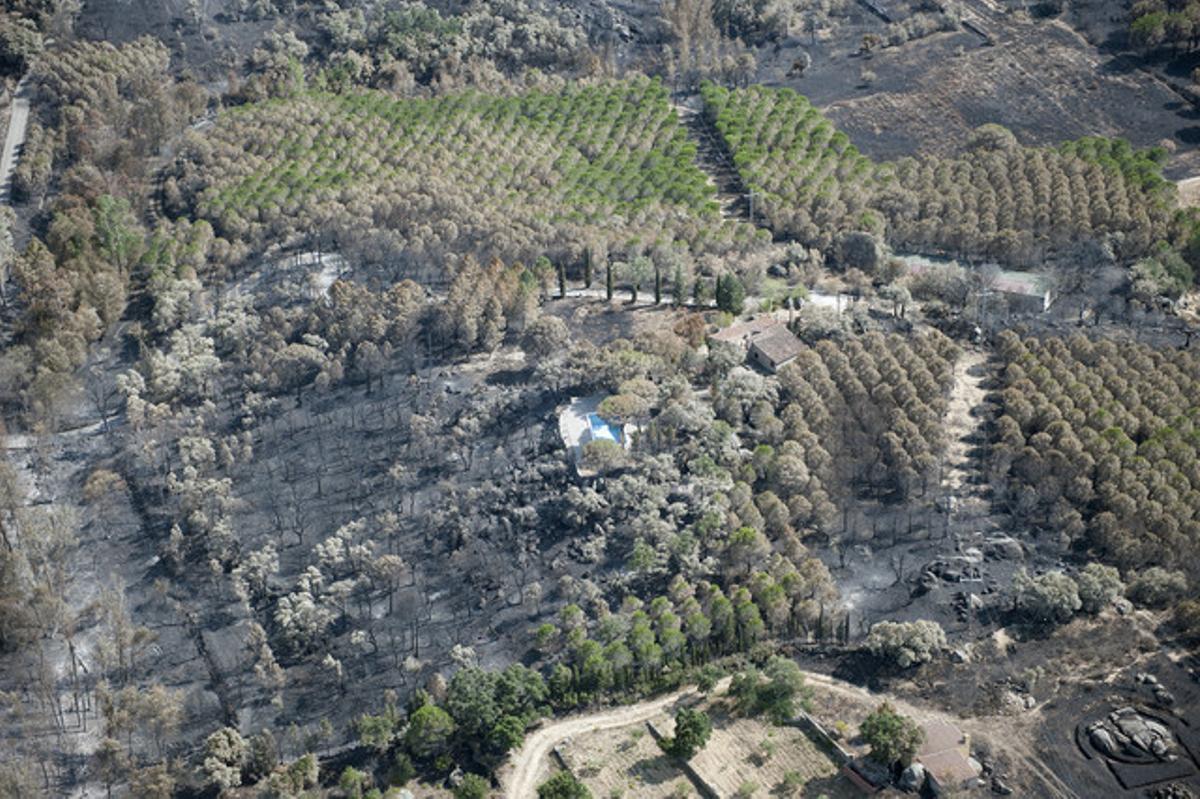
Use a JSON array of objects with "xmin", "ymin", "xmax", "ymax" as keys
[
  {"xmin": 658, "ymin": 708, "xmax": 712, "ymax": 760},
  {"xmin": 728, "ymin": 656, "xmax": 812, "ymax": 723},
  {"xmin": 202, "ymin": 727, "xmax": 247, "ymax": 790},
  {"xmin": 537, "ymin": 771, "xmax": 592, "ymax": 799},
  {"xmin": 1172, "ymin": 599, "xmax": 1200, "ymax": 642},
  {"xmin": 860, "ymin": 702, "xmax": 923, "ymax": 767},
  {"xmin": 865, "ymin": 620, "xmax": 946, "ymax": 668},
  {"xmin": 1013, "ymin": 569, "xmax": 1081, "ymax": 625},
  {"xmin": 1128, "ymin": 567, "xmax": 1189, "ymax": 608},
  {"xmin": 454, "ymin": 773, "xmax": 491, "ymax": 799},
  {"xmin": 1075, "ymin": 563, "xmax": 1124, "ymax": 614}
]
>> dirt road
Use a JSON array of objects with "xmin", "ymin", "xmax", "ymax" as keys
[
  {"xmin": 1178, "ymin": 175, "xmax": 1200, "ymax": 208},
  {"xmin": 939, "ymin": 348, "xmax": 992, "ymax": 528},
  {"xmin": 0, "ymin": 78, "xmax": 30, "ymax": 202},
  {"xmin": 500, "ymin": 678, "xmax": 730, "ymax": 798}
]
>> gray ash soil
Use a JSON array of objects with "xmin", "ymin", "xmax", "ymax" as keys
[
  {"xmin": 748, "ymin": 5, "xmax": 1200, "ymax": 175},
  {"xmin": 1035, "ymin": 652, "xmax": 1200, "ymax": 798}
]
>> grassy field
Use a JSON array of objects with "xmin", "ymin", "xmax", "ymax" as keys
[
  {"xmin": 683, "ymin": 710, "xmax": 857, "ymax": 799},
  {"xmin": 559, "ymin": 714, "xmax": 697, "ymax": 798},
  {"xmin": 560, "ymin": 702, "xmax": 857, "ymax": 799}
]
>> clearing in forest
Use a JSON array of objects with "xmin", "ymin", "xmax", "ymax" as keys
[
  {"xmin": 938, "ymin": 348, "xmax": 992, "ymax": 527},
  {"xmin": 558, "ymin": 716, "xmax": 692, "ymax": 798},
  {"xmin": 681, "ymin": 710, "xmax": 856, "ymax": 798},
  {"xmin": 557, "ymin": 702, "xmax": 856, "ymax": 799}
]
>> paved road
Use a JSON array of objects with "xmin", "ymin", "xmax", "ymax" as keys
[
  {"xmin": 0, "ymin": 78, "xmax": 30, "ymax": 202},
  {"xmin": 501, "ymin": 678, "xmax": 730, "ymax": 798}
]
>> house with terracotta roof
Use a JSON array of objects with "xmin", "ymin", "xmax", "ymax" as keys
[{"xmin": 709, "ymin": 316, "xmax": 804, "ymax": 373}]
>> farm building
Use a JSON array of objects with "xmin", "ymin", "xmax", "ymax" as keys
[
  {"xmin": 748, "ymin": 324, "xmax": 804, "ymax": 371},
  {"xmin": 914, "ymin": 719, "xmax": 981, "ymax": 795},
  {"xmin": 990, "ymin": 269, "xmax": 1053, "ymax": 314},
  {"xmin": 900, "ymin": 255, "xmax": 1053, "ymax": 314},
  {"xmin": 709, "ymin": 317, "xmax": 804, "ymax": 373}
]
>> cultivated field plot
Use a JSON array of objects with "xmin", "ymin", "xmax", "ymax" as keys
[
  {"xmin": 560, "ymin": 715, "xmax": 696, "ymax": 799},
  {"xmin": 685, "ymin": 710, "xmax": 856, "ymax": 798}
]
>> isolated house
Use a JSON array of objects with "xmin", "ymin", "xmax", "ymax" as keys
[
  {"xmin": 709, "ymin": 317, "xmax": 804, "ymax": 373},
  {"xmin": 915, "ymin": 719, "xmax": 981, "ymax": 795},
  {"xmin": 748, "ymin": 324, "xmax": 804, "ymax": 372}
]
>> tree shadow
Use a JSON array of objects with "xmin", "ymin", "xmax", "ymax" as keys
[
  {"xmin": 800, "ymin": 773, "xmax": 856, "ymax": 797},
  {"xmin": 628, "ymin": 753, "xmax": 686, "ymax": 788}
]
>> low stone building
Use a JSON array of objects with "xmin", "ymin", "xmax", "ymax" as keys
[
  {"xmin": 709, "ymin": 317, "xmax": 804, "ymax": 373},
  {"xmin": 900, "ymin": 255, "xmax": 1053, "ymax": 315},
  {"xmin": 990, "ymin": 270, "xmax": 1053, "ymax": 314},
  {"xmin": 915, "ymin": 719, "xmax": 981, "ymax": 795},
  {"xmin": 748, "ymin": 324, "xmax": 804, "ymax": 372}
]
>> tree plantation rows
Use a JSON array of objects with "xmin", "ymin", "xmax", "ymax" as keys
[
  {"xmin": 700, "ymin": 81, "xmax": 883, "ymax": 250},
  {"xmin": 700, "ymin": 82, "xmax": 1181, "ymax": 271},
  {"xmin": 169, "ymin": 77, "xmax": 769, "ymax": 280},
  {"xmin": 771, "ymin": 331, "xmax": 960, "ymax": 508},
  {"xmin": 994, "ymin": 333, "xmax": 1200, "ymax": 574}
]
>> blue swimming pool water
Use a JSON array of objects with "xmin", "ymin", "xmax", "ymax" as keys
[{"xmin": 587, "ymin": 413, "xmax": 622, "ymax": 444}]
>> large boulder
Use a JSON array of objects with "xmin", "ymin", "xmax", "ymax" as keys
[{"xmin": 899, "ymin": 762, "xmax": 927, "ymax": 791}]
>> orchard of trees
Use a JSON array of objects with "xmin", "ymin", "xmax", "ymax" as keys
[
  {"xmin": 768, "ymin": 330, "xmax": 961, "ymax": 511},
  {"xmin": 170, "ymin": 77, "xmax": 769, "ymax": 278},
  {"xmin": 4, "ymin": 2, "xmax": 1198, "ymax": 795},
  {"xmin": 700, "ymin": 83, "xmax": 1182, "ymax": 273},
  {"xmin": 700, "ymin": 82, "xmax": 882, "ymax": 251},
  {"xmin": 993, "ymin": 333, "xmax": 1200, "ymax": 578}
]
